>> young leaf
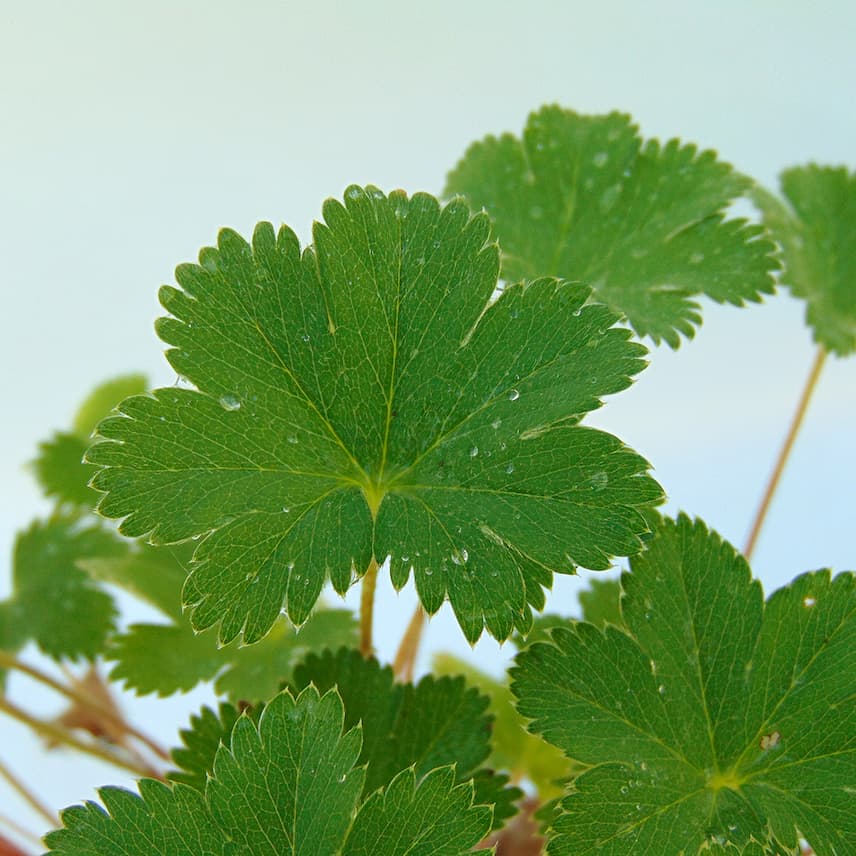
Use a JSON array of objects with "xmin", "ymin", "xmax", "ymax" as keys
[
  {"xmin": 511, "ymin": 515, "xmax": 855, "ymax": 855},
  {"xmin": 87, "ymin": 187, "xmax": 662, "ymax": 644},
  {"xmin": 46, "ymin": 687, "xmax": 493, "ymax": 855},
  {"xmin": 4, "ymin": 517, "xmax": 124, "ymax": 660},
  {"xmin": 754, "ymin": 165, "xmax": 856, "ymax": 355},
  {"xmin": 446, "ymin": 106, "xmax": 779, "ymax": 347},
  {"xmin": 108, "ymin": 608, "xmax": 357, "ymax": 700},
  {"xmin": 32, "ymin": 374, "xmax": 147, "ymax": 508}
]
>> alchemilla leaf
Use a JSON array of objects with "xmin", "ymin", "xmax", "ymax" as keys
[
  {"xmin": 511, "ymin": 515, "xmax": 855, "ymax": 855},
  {"xmin": 45, "ymin": 687, "xmax": 493, "ymax": 855},
  {"xmin": 87, "ymin": 186, "xmax": 662, "ymax": 643},
  {"xmin": 754, "ymin": 165, "xmax": 856, "ymax": 355},
  {"xmin": 446, "ymin": 106, "xmax": 779, "ymax": 347}
]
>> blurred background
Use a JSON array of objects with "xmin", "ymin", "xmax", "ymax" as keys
[{"xmin": 1, "ymin": 0, "xmax": 854, "ymax": 846}]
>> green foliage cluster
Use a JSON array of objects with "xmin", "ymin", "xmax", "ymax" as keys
[{"xmin": 1, "ymin": 105, "xmax": 853, "ymax": 855}]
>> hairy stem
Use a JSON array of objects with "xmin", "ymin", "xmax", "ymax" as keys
[
  {"xmin": 0, "ymin": 757, "xmax": 57, "ymax": 827},
  {"xmin": 0, "ymin": 653, "xmax": 169, "ymax": 761},
  {"xmin": 744, "ymin": 347, "xmax": 827, "ymax": 561},
  {"xmin": 0, "ymin": 696, "xmax": 159, "ymax": 780},
  {"xmin": 359, "ymin": 557, "xmax": 380, "ymax": 657},
  {"xmin": 392, "ymin": 605, "xmax": 426, "ymax": 682}
]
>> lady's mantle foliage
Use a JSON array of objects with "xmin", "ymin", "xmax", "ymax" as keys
[
  {"xmin": 446, "ymin": 106, "xmax": 779, "ymax": 347},
  {"xmin": 511, "ymin": 515, "xmax": 855, "ymax": 856},
  {"xmin": 45, "ymin": 687, "xmax": 493, "ymax": 855},
  {"xmin": 87, "ymin": 186, "xmax": 662, "ymax": 645}
]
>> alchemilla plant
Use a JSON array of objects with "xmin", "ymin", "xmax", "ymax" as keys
[{"xmin": 0, "ymin": 106, "xmax": 853, "ymax": 856}]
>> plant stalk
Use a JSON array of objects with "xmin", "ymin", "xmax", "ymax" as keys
[
  {"xmin": 392, "ymin": 605, "xmax": 426, "ymax": 682},
  {"xmin": 744, "ymin": 346, "xmax": 827, "ymax": 561},
  {"xmin": 0, "ymin": 696, "xmax": 158, "ymax": 780},
  {"xmin": 0, "ymin": 757, "xmax": 57, "ymax": 827},
  {"xmin": 0, "ymin": 653, "xmax": 169, "ymax": 761},
  {"xmin": 359, "ymin": 557, "xmax": 379, "ymax": 657},
  {"xmin": 0, "ymin": 818, "xmax": 42, "ymax": 853}
]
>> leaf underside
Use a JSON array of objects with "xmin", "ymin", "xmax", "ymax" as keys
[
  {"xmin": 446, "ymin": 105, "xmax": 779, "ymax": 347},
  {"xmin": 754, "ymin": 164, "xmax": 856, "ymax": 355},
  {"xmin": 511, "ymin": 515, "xmax": 855, "ymax": 855},
  {"xmin": 46, "ymin": 687, "xmax": 494, "ymax": 855},
  {"xmin": 87, "ymin": 186, "xmax": 663, "ymax": 645}
]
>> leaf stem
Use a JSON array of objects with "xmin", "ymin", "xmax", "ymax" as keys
[
  {"xmin": 743, "ymin": 346, "xmax": 827, "ymax": 561},
  {"xmin": 0, "ymin": 653, "xmax": 169, "ymax": 761},
  {"xmin": 0, "ymin": 818, "xmax": 42, "ymax": 853},
  {"xmin": 359, "ymin": 557, "xmax": 379, "ymax": 657},
  {"xmin": 392, "ymin": 605, "xmax": 425, "ymax": 682},
  {"xmin": 0, "ymin": 757, "xmax": 57, "ymax": 827},
  {"xmin": 0, "ymin": 696, "xmax": 159, "ymax": 780}
]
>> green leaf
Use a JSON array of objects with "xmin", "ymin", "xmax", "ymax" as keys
[
  {"xmin": 87, "ymin": 187, "xmax": 663, "ymax": 644},
  {"xmin": 292, "ymin": 648, "xmax": 520, "ymax": 830},
  {"xmin": 446, "ymin": 106, "xmax": 779, "ymax": 347},
  {"xmin": 72, "ymin": 374, "xmax": 149, "ymax": 439},
  {"xmin": 578, "ymin": 577, "xmax": 624, "ymax": 629},
  {"xmin": 433, "ymin": 652, "xmax": 574, "ymax": 800},
  {"xmin": 169, "ymin": 701, "xmax": 261, "ymax": 792},
  {"xmin": 292, "ymin": 648, "xmax": 491, "ymax": 794},
  {"xmin": 81, "ymin": 542, "xmax": 191, "ymax": 621},
  {"xmin": 32, "ymin": 374, "xmax": 148, "ymax": 508},
  {"xmin": 46, "ymin": 687, "xmax": 493, "ymax": 855},
  {"xmin": 342, "ymin": 766, "xmax": 492, "ymax": 856},
  {"xmin": 108, "ymin": 607, "xmax": 357, "ymax": 700},
  {"xmin": 5, "ymin": 517, "xmax": 124, "ymax": 660},
  {"xmin": 511, "ymin": 515, "xmax": 855, "ymax": 855},
  {"xmin": 754, "ymin": 165, "xmax": 856, "ymax": 355}
]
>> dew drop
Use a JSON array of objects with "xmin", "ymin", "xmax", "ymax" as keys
[
  {"xmin": 491, "ymin": 418, "xmax": 502, "ymax": 430},
  {"xmin": 803, "ymin": 595, "xmax": 816, "ymax": 608},
  {"xmin": 505, "ymin": 463, "xmax": 515, "ymax": 474},
  {"xmin": 219, "ymin": 394, "xmax": 241, "ymax": 411},
  {"xmin": 416, "ymin": 256, "xmax": 426, "ymax": 266},
  {"xmin": 658, "ymin": 684, "xmax": 666, "ymax": 695},
  {"xmin": 301, "ymin": 333, "xmax": 311, "ymax": 343},
  {"xmin": 508, "ymin": 389, "xmax": 520, "ymax": 401},
  {"xmin": 338, "ymin": 773, "xmax": 347, "ymax": 783},
  {"xmin": 346, "ymin": 186, "xmax": 361, "ymax": 200},
  {"xmin": 470, "ymin": 446, "xmax": 479, "ymax": 458},
  {"xmin": 282, "ymin": 506, "xmax": 290, "ymax": 514},
  {"xmin": 689, "ymin": 252, "xmax": 705, "ymax": 264},
  {"xmin": 620, "ymin": 786, "xmax": 629, "ymax": 795},
  {"xmin": 287, "ymin": 434, "xmax": 299, "ymax": 444},
  {"xmin": 451, "ymin": 549, "xmax": 469, "ymax": 565},
  {"xmin": 401, "ymin": 555, "xmax": 409, "ymax": 563},
  {"xmin": 424, "ymin": 568, "xmax": 433, "ymax": 576},
  {"xmin": 590, "ymin": 471, "xmax": 608, "ymax": 491},
  {"xmin": 593, "ymin": 151, "xmax": 608, "ymax": 167}
]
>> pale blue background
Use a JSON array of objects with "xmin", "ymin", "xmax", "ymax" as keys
[{"xmin": 1, "ymin": 0, "xmax": 854, "ymax": 847}]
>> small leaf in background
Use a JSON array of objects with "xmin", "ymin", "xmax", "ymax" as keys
[
  {"xmin": 754, "ymin": 165, "xmax": 856, "ymax": 355},
  {"xmin": 32, "ymin": 374, "xmax": 147, "ymax": 509},
  {"xmin": 46, "ymin": 688, "xmax": 494, "ymax": 855},
  {"xmin": 511, "ymin": 515, "xmax": 855, "ymax": 855},
  {"xmin": 433, "ymin": 652, "xmax": 574, "ymax": 800},
  {"xmin": 108, "ymin": 607, "xmax": 357, "ymax": 701},
  {"xmin": 3, "ymin": 517, "xmax": 124, "ymax": 661},
  {"xmin": 446, "ymin": 105, "xmax": 779, "ymax": 347},
  {"xmin": 87, "ymin": 187, "xmax": 662, "ymax": 645},
  {"xmin": 577, "ymin": 576, "xmax": 624, "ymax": 629},
  {"xmin": 292, "ymin": 647, "xmax": 520, "ymax": 830}
]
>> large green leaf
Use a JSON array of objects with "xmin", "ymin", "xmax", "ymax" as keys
[
  {"xmin": 511, "ymin": 515, "xmax": 855, "ymax": 855},
  {"xmin": 3, "ymin": 517, "xmax": 124, "ymax": 660},
  {"xmin": 446, "ymin": 106, "xmax": 779, "ymax": 347},
  {"xmin": 754, "ymin": 165, "xmax": 856, "ymax": 355},
  {"xmin": 45, "ymin": 687, "xmax": 493, "ymax": 855},
  {"xmin": 87, "ymin": 187, "xmax": 662, "ymax": 644}
]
